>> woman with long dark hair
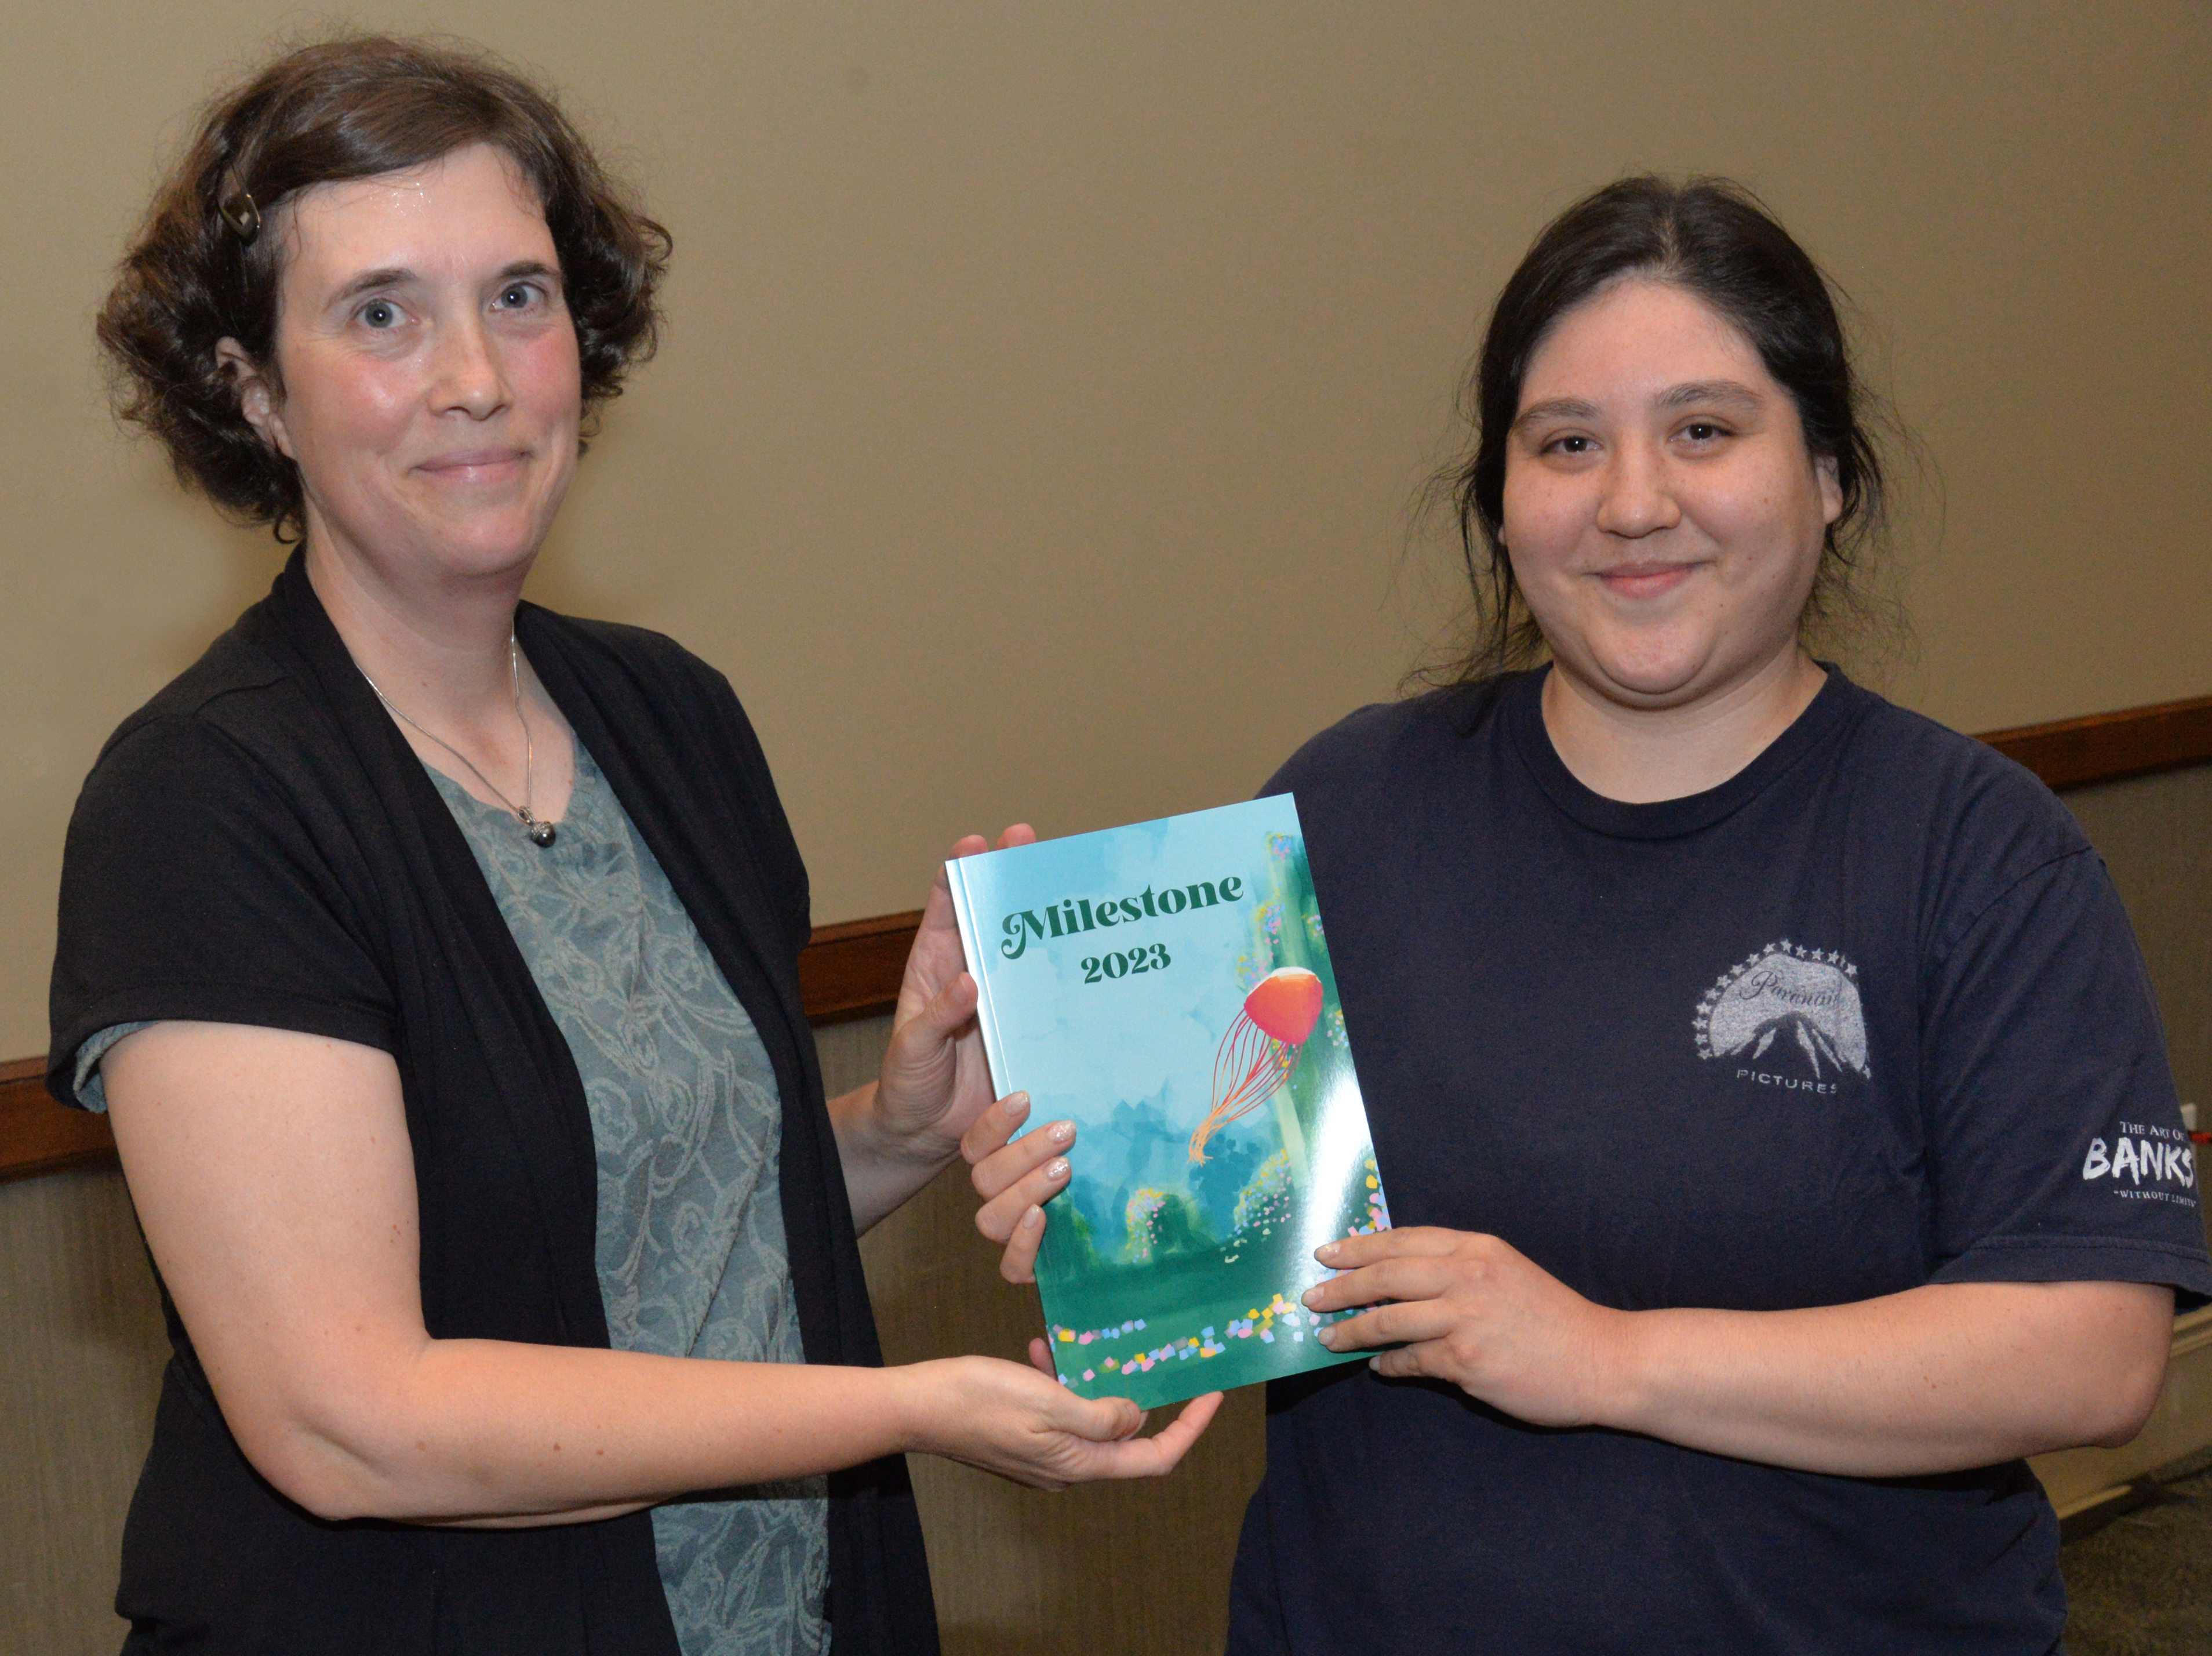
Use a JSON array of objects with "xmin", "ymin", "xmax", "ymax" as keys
[{"xmin": 977, "ymin": 177, "xmax": 2210, "ymax": 1652}]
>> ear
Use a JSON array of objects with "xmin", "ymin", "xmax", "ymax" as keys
[
  {"xmin": 1814, "ymin": 453, "xmax": 1844, "ymax": 528},
  {"xmin": 214, "ymin": 338, "xmax": 294, "ymax": 460}
]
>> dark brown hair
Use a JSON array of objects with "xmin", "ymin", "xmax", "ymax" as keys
[
  {"xmin": 1429, "ymin": 175, "xmax": 1893, "ymax": 683},
  {"xmin": 97, "ymin": 34, "xmax": 671, "ymax": 541}
]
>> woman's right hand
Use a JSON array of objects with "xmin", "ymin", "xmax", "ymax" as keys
[
  {"xmin": 953, "ymin": 1094, "xmax": 1227, "ymax": 1486},
  {"xmin": 962, "ymin": 1091, "xmax": 1073, "ymax": 1283},
  {"xmin": 899, "ymin": 1353, "xmax": 1221, "ymax": 1490}
]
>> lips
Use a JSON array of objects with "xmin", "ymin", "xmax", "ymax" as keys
[
  {"xmin": 414, "ymin": 448, "xmax": 529, "ymax": 479},
  {"xmin": 1597, "ymin": 561, "xmax": 1697, "ymax": 598}
]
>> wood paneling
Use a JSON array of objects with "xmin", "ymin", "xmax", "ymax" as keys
[
  {"xmin": 2063, "ymin": 761, "xmax": 2212, "ymax": 1161},
  {"xmin": 0, "ymin": 1167, "xmax": 170, "ymax": 1653},
  {"xmin": 8, "ymin": 691, "xmax": 2211, "ymax": 1186},
  {"xmin": 798, "ymin": 908, "xmax": 923, "ymax": 1025},
  {"xmin": 1, "ymin": 1055, "xmax": 115, "ymax": 1182},
  {"xmin": 1980, "ymin": 693, "xmax": 2212, "ymax": 793}
]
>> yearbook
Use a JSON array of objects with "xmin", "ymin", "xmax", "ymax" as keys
[{"xmin": 945, "ymin": 795, "xmax": 1392, "ymax": 1410}]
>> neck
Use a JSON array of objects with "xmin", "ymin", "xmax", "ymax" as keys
[
  {"xmin": 1539, "ymin": 645, "xmax": 1828, "ymax": 804},
  {"xmin": 303, "ymin": 516, "xmax": 529, "ymax": 724},
  {"xmin": 303, "ymin": 509, "xmax": 577, "ymax": 827}
]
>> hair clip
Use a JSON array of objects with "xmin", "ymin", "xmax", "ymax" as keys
[{"xmin": 217, "ymin": 182, "xmax": 261, "ymax": 243}]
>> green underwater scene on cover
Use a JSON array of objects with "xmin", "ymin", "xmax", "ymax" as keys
[{"xmin": 945, "ymin": 795, "xmax": 1391, "ymax": 1410}]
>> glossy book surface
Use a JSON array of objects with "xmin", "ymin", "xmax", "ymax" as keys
[{"xmin": 945, "ymin": 796, "xmax": 1391, "ymax": 1409}]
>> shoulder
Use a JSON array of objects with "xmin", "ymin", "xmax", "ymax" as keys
[
  {"xmin": 1264, "ymin": 680, "xmax": 1508, "ymax": 805},
  {"xmin": 1822, "ymin": 677, "xmax": 2079, "ymax": 845},
  {"xmin": 1832, "ymin": 682, "xmax": 2078, "ymax": 840},
  {"xmin": 523, "ymin": 609, "xmax": 740, "ymax": 703},
  {"xmin": 521, "ymin": 608, "xmax": 777, "ymax": 800},
  {"xmin": 53, "ymin": 612, "xmax": 401, "ymax": 1072},
  {"xmin": 519, "ymin": 608, "xmax": 771, "ymax": 764},
  {"xmin": 1825, "ymin": 682, "xmax": 2093, "ymax": 938},
  {"xmin": 78, "ymin": 624, "xmax": 312, "ymax": 816}
]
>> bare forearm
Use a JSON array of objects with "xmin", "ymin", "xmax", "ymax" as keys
[
  {"xmin": 829, "ymin": 1081, "xmax": 954, "ymax": 1233},
  {"xmin": 1599, "ymin": 1281, "xmax": 2173, "ymax": 1476},
  {"xmin": 108, "ymin": 1023, "xmax": 1199, "ymax": 1528},
  {"xmin": 265, "ymin": 1339, "xmax": 921, "ymax": 1524}
]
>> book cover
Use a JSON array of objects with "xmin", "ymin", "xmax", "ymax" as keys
[{"xmin": 945, "ymin": 795, "xmax": 1392, "ymax": 1410}]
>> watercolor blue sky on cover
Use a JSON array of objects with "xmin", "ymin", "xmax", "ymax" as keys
[{"xmin": 956, "ymin": 797, "xmax": 1289, "ymax": 1146}]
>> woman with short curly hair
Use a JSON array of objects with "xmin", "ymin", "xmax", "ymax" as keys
[
  {"xmin": 55, "ymin": 35, "xmax": 1214, "ymax": 1656},
  {"xmin": 99, "ymin": 35, "xmax": 664, "ymax": 538}
]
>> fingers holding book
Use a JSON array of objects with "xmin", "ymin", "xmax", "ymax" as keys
[
  {"xmin": 1301, "ymin": 1226, "xmax": 1623, "ymax": 1430},
  {"xmin": 877, "ymin": 821, "xmax": 1042, "ymax": 1152},
  {"xmin": 963, "ymin": 1090, "xmax": 1072, "ymax": 1283},
  {"xmin": 840, "ymin": 824, "xmax": 1043, "ymax": 1233}
]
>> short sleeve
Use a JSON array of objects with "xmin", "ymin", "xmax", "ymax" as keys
[
  {"xmin": 46, "ymin": 714, "xmax": 397, "ymax": 1107},
  {"xmin": 1922, "ymin": 845, "xmax": 2212, "ymax": 1307},
  {"xmin": 71, "ymin": 1021, "xmax": 152, "ymax": 1112}
]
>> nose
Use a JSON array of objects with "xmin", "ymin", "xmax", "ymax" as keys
[
  {"xmin": 430, "ymin": 314, "xmax": 510, "ymax": 421},
  {"xmin": 1593, "ymin": 440, "xmax": 1680, "ymax": 540}
]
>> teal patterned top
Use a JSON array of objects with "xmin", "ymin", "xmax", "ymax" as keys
[{"xmin": 428, "ymin": 745, "xmax": 830, "ymax": 1656}]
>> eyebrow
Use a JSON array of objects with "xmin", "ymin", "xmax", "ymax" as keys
[
  {"xmin": 1512, "ymin": 397, "xmax": 1600, "ymax": 431},
  {"xmin": 326, "ymin": 260, "xmax": 563, "ymax": 306},
  {"xmin": 1513, "ymin": 379, "xmax": 1767, "ymax": 432},
  {"xmin": 1656, "ymin": 379, "xmax": 1764, "ymax": 413},
  {"xmin": 329, "ymin": 267, "xmax": 414, "ymax": 305}
]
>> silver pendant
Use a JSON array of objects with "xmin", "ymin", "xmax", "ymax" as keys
[{"xmin": 525, "ymin": 816, "xmax": 558, "ymax": 848}]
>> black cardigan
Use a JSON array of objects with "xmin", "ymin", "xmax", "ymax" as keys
[{"xmin": 49, "ymin": 555, "xmax": 938, "ymax": 1654}]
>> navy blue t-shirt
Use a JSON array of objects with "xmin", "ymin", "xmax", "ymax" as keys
[{"xmin": 1227, "ymin": 669, "xmax": 2211, "ymax": 1656}]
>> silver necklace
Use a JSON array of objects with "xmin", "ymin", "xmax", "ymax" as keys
[{"xmin": 361, "ymin": 634, "xmax": 558, "ymax": 848}]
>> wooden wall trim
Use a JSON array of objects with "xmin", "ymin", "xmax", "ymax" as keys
[
  {"xmin": 1978, "ymin": 693, "xmax": 2212, "ymax": 793},
  {"xmin": 798, "ymin": 909, "xmax": 923, "ymax": 1026},
  {"xmin": 6, "ymin": 691, "xmax": 2209, "ymax": 1185},
  {"xmin": 0, "ymin": 1055, "xmax": 115, "ymax": 1182},
  {"xmin": 0, "ymin": 910, "xmax": 932, "ymax": 1185}
]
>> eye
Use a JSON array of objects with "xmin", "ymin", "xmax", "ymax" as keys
[
  {"xmin": 1545, "ymin": 434, "xmax": 1596, "ymax": 456},
  {"xmin": 359, "ymin": 299, "xmax": 399, "ymax": 329},
  {"xmin": 1680, "ymin": 422, "xmax": 1727, "ymax": 443},
  {"xmin": 495, "ymin": 281, "xmax": 543, "ymax": 310}
]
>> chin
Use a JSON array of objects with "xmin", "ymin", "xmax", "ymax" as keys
[
  {"xmin": 423, "ymin": 512, "xmax": 554, "ymax": 571},
  {"xmin": 1588, "ymin": 648, "xmax": 1711, "ymax": 704}
]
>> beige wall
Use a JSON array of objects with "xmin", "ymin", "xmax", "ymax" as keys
[{"xmin": 4, "ymin": 2, "xmax": 2209, "ymax": 1056}]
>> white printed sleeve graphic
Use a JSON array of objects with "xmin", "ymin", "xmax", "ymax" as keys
[{"xmin": 2082, "ymin": 1123, "xmax": 2199, "ymax": 1208}]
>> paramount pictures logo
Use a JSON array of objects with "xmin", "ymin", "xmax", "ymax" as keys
[{"xmin": 1697, "ymin": 940, "xmax": 1871, "ymax": 1090}]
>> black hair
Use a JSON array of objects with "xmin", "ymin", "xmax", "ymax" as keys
[{"xmin": 1430, "ymin": 175, "xmax": 1892, "ymax": 682}]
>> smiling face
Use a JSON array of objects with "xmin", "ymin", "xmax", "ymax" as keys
[
  {"xmin": 227, "ymin": 142, "xmax": 582, "ymax": 595},
  {"xmin": 1501, "ymin": 277, "xmax": 1843, "ymax": 713}
]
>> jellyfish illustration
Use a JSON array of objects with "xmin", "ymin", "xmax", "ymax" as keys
[{"xmin": 1189, "ymin": 967, "xmax": 1325, "ymax": 1163}]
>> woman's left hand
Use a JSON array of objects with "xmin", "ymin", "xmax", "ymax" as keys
[
  {"xmin": 872, "ymin": 825, "xmax": 1036, "ymax": 1155},
  {"xmin": 834, "ymin": 826, "xmax": 1036, "ymax": 1232},
  {"xmin": 1306, "ymin": 1229, "xmax": 2177, "ymax": 1475},
  {"xmin": 1304, "ymin": 1226, "xmax": 1627, "ymax": 1429}
]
